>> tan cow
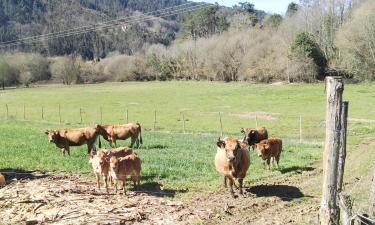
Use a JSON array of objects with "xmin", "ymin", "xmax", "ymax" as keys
[
  {"xmin": 89, "ymin": 149, "xmax": 110, "ymax": 192},
  {"xmin": 255, "ymin": 137, "xmax": 283, "ymax": 170},
  {"xmin": 45, "ymin": 127, "xmax": 99, "ymax": 156},
  {"xmin": 215, "ymin": 137, "xmax": 250, "ymax": 197},
  {"xmin": 109, "ymin": 154, "xmax": 141, "ymax": 194},
  {"xmin": 96, "ymin": 123, "xmax": 143, "ymax": 148},
  {"xmin": 0, "ymin": 173, "xmax": 5, "ymax": 186},
  {"xmin": 241, "ymin": 127, "xmax": 268, "ymax": 149}
]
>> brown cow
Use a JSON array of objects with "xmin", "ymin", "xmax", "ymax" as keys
[
  {"xmin": 241, "ymin": 127, "xmax": 268, "ymax": 149},
  {"xmin": 255, "ymin": 137, "xmax": 282, "ymax": 170},
  {"xmin": 45, "ymin": 127, "xmax": 98, "ymax": 156},
  {"xmin": 90, "ymin": 147, "xmax": 134, "ymax": 191},
  {"xmin": 109, "ymin": 154, "xmax": 141, "ymax": 194},
  {"xmin": 215, "ymin": 137, "xmax": 250, "ymax": 197},
  {"xmin": 96, "ymin": 123, "xmax": 143, "ymax": 148}
]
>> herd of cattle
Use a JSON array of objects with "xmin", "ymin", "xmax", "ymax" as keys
[{"xmin": 44, "ymin": 123, "xmax": 283, "ymax": 196}]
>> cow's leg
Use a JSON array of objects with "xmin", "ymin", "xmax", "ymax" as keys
[
  {"xmin": 104, "ymin": 175, "xmax": 108, "ymax": 193},
  {"xmin": 262, "ymin": 160, "xmax": 267, "ymax": 169},
  {"xmin": 238, "ymin": 178, "xmax": 244, "ymax": 195},
  {"xmin": 224, "ymin": 176, "xmax": 227, "ymax": 187},
  {"xmin": 123, "ymin": 179, "xmax": 127, "ymax": 195},
  {"xmin": 130, "ymin": 136, "xmax": 136, "ymax": 148},
  {"xmin": 228, "ymin": 178, "xmax": 235, "ymax": 198},
  {"xmin": 275, "ymin": 154, "xmax": 280, "ymax": 168},
  {"xmin": 96, "ymin": 174, "xmax": 100, "ymax": 190},
  {"xmin": 61, "ymin": 148, "xmax": 66, "ymax": 156},
  {"xmin": 266, "ymin": 158, "xmax": 271, "ymax": 170}
]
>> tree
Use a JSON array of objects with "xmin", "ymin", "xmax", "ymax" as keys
[
  {"xmin": 0, "ymin": 58, "xmax": 19, "ymax": 89},
  {"xmin": 290, "ymin": 32, "xmax": 327, "ymax": 80},
  {"xmin": 264, "ymin": 14, "xmax": 283, "ymax": 29},
  {"xmin": 336, "ymin": 0, "xmax": 375, "ymax": 81},
  {"xmin": 286, "ymin": 2, "xmax": 299, "ymax": 17},
  {"xmin": 50, "ymin": 56, "xmax": 81, "ymax": 85}
]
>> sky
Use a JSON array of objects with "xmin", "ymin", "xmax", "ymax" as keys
[{"xmin": 191, "ymin": 0, "xmax": 295, "ymax": 15}]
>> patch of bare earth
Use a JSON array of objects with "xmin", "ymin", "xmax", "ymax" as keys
[{"xmin": 1, "ymin": 138, "xmax": 374, "ymax": 225}]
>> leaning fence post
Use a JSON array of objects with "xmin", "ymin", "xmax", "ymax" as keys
[
  {"xmin": 6, "ymin": 104, "xmax": 8, "ymax": 119},
  {"xmin": 80, "ymin": 108, "xmax": 83, "ymax": 124},
  {"xmin": 319, "ymin": 76, "xmax": 344, "ymax": 225},
  {"xmin": 337, "ymin": 101, "xmax": 349, "ymax": 192}
]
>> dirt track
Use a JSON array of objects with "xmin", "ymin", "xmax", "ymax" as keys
[{"xmin": 1, "ymin": 137, "xmax": 374, "ymax": 225}]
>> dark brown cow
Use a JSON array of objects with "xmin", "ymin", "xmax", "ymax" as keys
[
  {"xmin": 241, "ymin": 127, "xmax": 268, "ymax": 148},
  {"xmin": 109, "ymin": 154, "xmax": 141, "ymax": 194},
  {"xmin": 215, "ymin": 137, "xmax": 250, "ymax": 197},
  {"xmin": 255, "ymin": 137, "xmax": 282, "ymax": 170},
  {"xmin": 45, "ymin": 127, "xmax": 98, "ymax": 156},
  {"xmin": 96, "ymin": 123, "xmax": 143, "ymax": 148}
]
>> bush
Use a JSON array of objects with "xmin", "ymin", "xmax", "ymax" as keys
[
  {"xmin": 0, "ymin": 58, "xmax": 19, "ymax": 89},
  {"xmin": 50, "ymin": 56, "xmax": 81, "ymax": 85}
]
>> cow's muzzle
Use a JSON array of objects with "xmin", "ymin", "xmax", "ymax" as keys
[{"xmin": 227, "ymin": 156, "xmax": 235, "ymax": 162}]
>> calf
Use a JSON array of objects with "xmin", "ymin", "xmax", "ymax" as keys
[
  {"xmin": 89, "ymin": 149, "xmax": 110, "ymax": 192},
  {"xmin": 109, "ymin": 154, "xmax": 141, "ymax": 194},
  {"xmin": 96, "ymin": 123, "xmax": 143, "ymax": 148},
  {"xmin": 45, "ymin": 127, "xmax": 98, "ymax": 156},
  {"xmin": 215, "ymin": 137, "xmax": 250, "ymax": 197},
  {"xmin": 241, "ymin": 127, "xmax": 268, "ymax": 149},
  {"xmin": 255, "ymin": 137, "xmax": 282, "ymax": 170}
]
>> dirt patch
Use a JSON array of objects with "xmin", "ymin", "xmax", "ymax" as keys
[{"xmin": 229, "ymin": 112, "xmax": 278, "ymax": 121}]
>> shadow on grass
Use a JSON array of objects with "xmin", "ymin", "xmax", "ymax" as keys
[
  {"xmin": 0, "ymin": 168, "xmax": 49, "ymax": 185},
  {"xmin": 141, "ymin": 144, "xmax": 169, "ymax": 150},
  {"xmin": 247, "ymin": 185, "xmax": 305, "ymax": 201},
  {"xmin": 279, "ymin": 166, "xmax": 315, "ymax": 174}
]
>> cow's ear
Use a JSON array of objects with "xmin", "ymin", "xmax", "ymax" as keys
[
  {"xmin": 216, "ymin": 138, "xmax": 225, "ymax": 148},
  {"xmin": 240, "ymin": 128, "xmax": 245, "ymax": 133},
  {"xmin": 44, "ymin": 130, "xmax": 49, "ymax": 135}
]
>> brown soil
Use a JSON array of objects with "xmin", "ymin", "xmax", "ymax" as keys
[{"xmin": 1, "ymin": 138, "xmax": 374, "ymax": 225}]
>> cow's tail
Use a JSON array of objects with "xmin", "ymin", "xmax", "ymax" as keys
[
  {"xmin": 98, "ymin": 136, "xmax": 102, "ymax": 148},
  {"xmin": 137, "ymin": 122, "xmax": 143, "ymax": 145}
]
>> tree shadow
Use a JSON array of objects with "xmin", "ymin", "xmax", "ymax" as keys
[
  {"xmin": 0, "ymin": 168, "xmax": 49, "ymax": 185},
  {"xmin": 279, "ymin": 166, "xmax": 315, "ymax": 174},
  {"xmin": 247, "ymin": 185, "xmax": 305, "ymax": 201}
]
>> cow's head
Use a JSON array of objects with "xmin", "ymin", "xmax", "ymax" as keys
[
  {"xmin": 109, "ymin": 156, "xmax": 119, "ymax": 174},
  {"xmin": 95, "ymin": 124, "xmax": 111, "ymax": 141},
  {"xmin": 255, "ymin": 142, "xmax": 270, "ymax": 159},
  {"xmin": 89, "ymin": 150, "xmax": 109, "ymax": 173},
  {"xmin": 45, "ymin": 130, "xmax": 59, "ymax": 143},
  {"xmin": 217, "ymin": 137, "xmax": 241, "ymax": 163}
]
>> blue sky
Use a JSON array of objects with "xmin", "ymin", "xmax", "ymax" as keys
[{"xmin": 191, "ymin": 0, "xmax": 295, "ymax": 14}]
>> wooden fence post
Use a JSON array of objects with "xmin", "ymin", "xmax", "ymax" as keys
[
  {"xmin": 100, "ymin": 107, "xmax": 103, "ymax": 124},
  {"xmin": 154, "ymin": 110, "xmax": 157, "ymax": 131},
  {"xmin": 337, "ymin": 101, "xmax": 349, "ymax": 192},
  {"xmin": 80, "ymin": 108, "xmax": 83, "ymax": 124},
  {"xmin": 219, "ymin": 112, "xmax": 223, "ymax": 137},
  {"xmin": 126, "ymin": 109, "xmax": 129, "ymax": 123},
  {"xmin": 182, "ymin": 112, "xmax": 186, "ymax": 134},
  {"xmin": 371, "ymin": 165, "xmax": 375, "ymax": 217},
  {"xmin": 58, "ymin": 104, "xmax": 62, "ymax": 124},
  {"xmin": 319, "ymin": 76, "xmax": 344, "ymax": 225},
  {"xmin": 23, "ymin": 104, "xmax": 25, "ymax": 120},
  {"xmin": 41, "ymin": 106, "xmax": 44, "ymax": 120},
  {"xmin": 6, "ymin": 104, "xmax": 8, "ymax": 119},
  {"xmin": 299, "ymin": 116, "xmax": 302, "ymax": 144},
  {"xmin": 255, "ymin": 115, "xmax": 258, "ymax": 128}
]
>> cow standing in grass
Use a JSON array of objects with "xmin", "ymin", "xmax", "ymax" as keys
[
  {"xmin": 215, "ymin": 137, "xmax": 250, "ymax": 197},
  {"xmin": 255, "ymin": 137, "xmax": 283, "ymax": 170},
  {"xmin": 45, "ymin": 127, "xmax": 99, "ymax": 156},
  {"xmin": 96, "ymin": 123, "xmax": 143, "ymax": 148},
  {"xmin": 241, "ymin": 127, "xmax": 268, "ymax": 149}
]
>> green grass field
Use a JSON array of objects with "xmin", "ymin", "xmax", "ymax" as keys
[{"xmin": 0, "ymin": 81, "xmax": 374, "ymax": 193}]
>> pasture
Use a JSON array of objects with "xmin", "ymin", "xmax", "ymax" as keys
[{"xmin": 0, "ymin": 81, "xmax": 374, "ymax": 224}]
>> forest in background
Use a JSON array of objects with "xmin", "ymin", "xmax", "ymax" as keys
[{"xmin": 0, "ymin": 0, "xmax": 374, "ymax": 87}]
